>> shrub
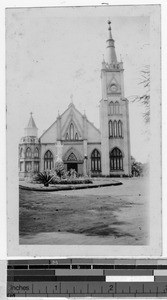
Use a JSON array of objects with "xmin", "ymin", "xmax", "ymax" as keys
[
  {"xmin": 33, "ymin": 169, "xmax": 93, "ymax": 186},
  {"xmin": 67, "ymin": 168, "xmax": 78, "ymax": 178},
  {"xmin": 34, "ymin": 170, "xmax": 55, "ymax": 187},
  {"xmin": 54, "ymin": 160, "xmax": 65, "ymax": 178}
]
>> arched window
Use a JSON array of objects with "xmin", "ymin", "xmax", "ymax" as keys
[
  {"xmin": 91, "ymin": 149, "xmax": 101, "ymax": 172},
  {"xmin": 118, "ymin": 120, "xmax": 123, "ymax": 137},
  {"xmin": 26, "ymin": 147, "xmax": 31, "ymax": 158},
  {"xmin": 110, "ymin": 147, "xmax": 123, "ymax": 171},
  {"xmin": 66, "ymin": 132, "xmax": 69, "ymax": 140},
  {"xmin": 34, "ymin": 162, "xmax": 39, "ymax": 172},
  {"xmin": 44, "ymin": 150, "xmax": 53, "ymax": 170},
  {"xmin": 20, "ymin": 148, "xmax": 23, "ymax": 158},
  {"xmin": 109, "ymin": 120, "xmax": 113, "ymax": 138},
  {"xmin": 75, "ymin": 133, "xmax": 78, "ymax": 140},
  {"xmin": 34, "ymin": 147, "xmax": 39, "ymax": 158},
  {"xmin": 109, "ymin": 101, "xmax": 114, "ymax": 115},
  {"xmin": 113, "ymin": 120, "xmax": 117, "ymax": 137},
  {"xmin": 20, "ymin": 162, "xmax": 23, "ymax": 171},
  {"xmin": 67, "ymin": 152, "xmax": 77, "ymax": 161},
  {"xmin": 70, "ymin": 123, "xmax": 74, "ymax": 140},
  {"xmin": 114, "ymin": 101, "xmax": 120, "ymax": 114},
  {"xmin": 25, "ymin": 161, "xmax": 32, "ymax": 172}
]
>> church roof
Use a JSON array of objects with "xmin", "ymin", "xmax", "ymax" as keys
[
  {"xmin": 60, "ymin": 102, "xmax": 100, "ymax": 133},
  {"xmin": 40, "ymin": 101, "xmax": 100, "ymax": 141}
]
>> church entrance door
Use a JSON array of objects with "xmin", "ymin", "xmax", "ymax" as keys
[{"xmin": 67, "ymin": 163, "xmax": 78, "ymax": 172}]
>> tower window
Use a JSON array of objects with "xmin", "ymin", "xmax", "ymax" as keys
[
  {"xmin": 34, "ymin": 162, "xmax": 39, "ymax": 172},
  {"xmin": 109, "ymin": 101, "xmax": 121, "ymax": 115},
  {"xmin": 75, "ymin": 133, "xmax": 78, "ymax": 140},
  {"xmin": 26, "ymin": 147, "xmax": 32, "ymax": 158},
  {"xmin": 34, "ymin": 147, "xmax": 39, "ymax": 158},
  {"xmin": 91, "ymin": 149, "xmax": 101, "ymax": 172},
  {"xmin": 66, "ymin": 132, "xmax": 69, "ymax": 140},
  {"xmin": 44, "ymin": 150, "xmax": 53, "ymax": 170},
  {"xmin": 20, "ymin": 162, "xmax": 23, "ymax": 171},
  {"xmin": 109, "ymin": 120, "xmax": 113, "ymax": 138},
  {"xmin": 20, "ymin": 148, "xmax": 23, "ymax": 158},
  {"xmin": 110, "ymin": 147, "xmax": 123, "ymax": 171},
  {"xmin": 114, "ymin": 120, "xmax": 117, "ymax": 137},
  {"xmin": 114, "ymin": 101, "xmax": 120, "ymax": 114},
  {"xmin": 25, "ymin": 161, "xmax": 32, "ymax": 172},
  {"xmin": 118, "ymin": 120, "xmax": 123, "ymax": 137},
  {"xmin": 109, "ymin": 101, "xmax": 114, "ymax": 115}
]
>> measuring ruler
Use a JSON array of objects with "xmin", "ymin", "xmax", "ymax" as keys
[{"xmin": 7, "ymin": 259, "xmax": 167, "ymax": 297}]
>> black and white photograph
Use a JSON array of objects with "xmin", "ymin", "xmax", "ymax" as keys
[{"xmin": 6, "ymin": 4, "xmax": 161, "ymax": 256}]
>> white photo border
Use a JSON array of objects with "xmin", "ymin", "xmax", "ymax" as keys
[{"xmin": 5, "ymin": 2, "xmax": 162, "ymax": 257}]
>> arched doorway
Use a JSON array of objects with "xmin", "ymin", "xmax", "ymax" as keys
[
  {"xmin": 63, "ymin": 147, "xmax": 83, "ymax": 174},
  {"xmin": 67, "ymin": 152, "xmax": 78, "ymax": 172}
]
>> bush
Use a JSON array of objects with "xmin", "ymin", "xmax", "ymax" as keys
[
  {"xmin": 66, "ymin": 168, "xmax": 79, "ymax": 178},
  {"xmin": 33, "ymin": 170, "xmax": 55, "ymax": 187},
  {"xmin": 33, "ymin": 168, "xmax": 93, "ymax": 186},
  {"xmin": 54, "ymin": 160, "xmax": 65, "ymax": 178}
]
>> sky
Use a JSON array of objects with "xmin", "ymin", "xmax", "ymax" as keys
[{"xmin": 6, "ymin": 6, "xmax": 151, "ymax": 162}]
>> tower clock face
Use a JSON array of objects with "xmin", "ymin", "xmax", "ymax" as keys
[{"xmin": 110, "ymin": 84, "xmax": 117, "ymax": 92}]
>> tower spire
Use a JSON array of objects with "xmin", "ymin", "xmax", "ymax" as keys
[
  {"xmin": 106, "ymin": 20, "xmax": 117, "ymax": 64},
  {"xmin": 24, "ymin": 112, "xmax": 38, "ymax": 137}
]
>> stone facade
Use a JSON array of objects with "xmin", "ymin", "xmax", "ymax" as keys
[{"xmin": 19, "ymin": 22, "xmax": 131, "ymax": 179}]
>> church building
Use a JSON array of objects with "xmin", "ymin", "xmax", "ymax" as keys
[{"xmin": 19, "ymin": 21, "xmax": 131, "ymax": 178}]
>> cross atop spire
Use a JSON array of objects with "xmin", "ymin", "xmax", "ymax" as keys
[{"xmin": 108, "ymin": 20, "xmax": 112, "ymax": 39}]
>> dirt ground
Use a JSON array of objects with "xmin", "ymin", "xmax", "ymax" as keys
[{"xmin": 19, "ymin": 177, "xmax": 149, "ymax": 245}]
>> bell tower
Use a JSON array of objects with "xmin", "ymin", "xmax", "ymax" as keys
[
  {"xmin": 100, "ymin": 21, "xmax": 131, "ymax": 176},
  {"xmin": 19, "ymin": 113, "xmax": 40, "ymax": 179}
]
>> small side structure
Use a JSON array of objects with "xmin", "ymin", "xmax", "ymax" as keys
[{"xmin": 19, "ymin": 113, "xmax": 40, "ymax": 179}]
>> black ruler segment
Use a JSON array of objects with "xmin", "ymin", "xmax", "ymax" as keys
[
  {"xmin": 7, "ymin": 265, "xmax": 28, "ymax": 270},
  {"xmin": 8, "ymin": 276, "xmax": 105, "ymax": 282},
  {"xmin": 72, "ymin": 264, "xmax": 91, "ymax": 269},
  {"xmin": 115, "ymin": 265, "xmax": 136, "ymax": 269},
  {"xmin": 29, "ymin": 264, "xmax": 71, "ymax": 269},
  {"xmin": 7, "ymin": 259, "xmax": 167, "ymax": 297},
  {"xmin": 158, "ymin": 265, "xmax": 167, "ymax": 269},
  {"xmin": 8, "ymin": 270, "xmax": 56, "ymax": 276}
]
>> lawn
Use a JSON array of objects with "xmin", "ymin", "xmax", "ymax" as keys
[{"xmin": 19, "ymin": 177, "xmax": 149, "ymax": 245}]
